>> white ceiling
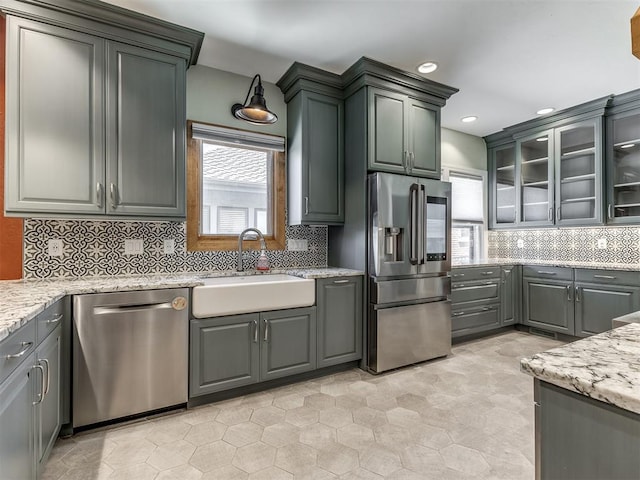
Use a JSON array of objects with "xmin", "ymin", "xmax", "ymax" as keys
[{"xmin": 103, "ymin": 0, "xmax": 640, "ymax": 137}]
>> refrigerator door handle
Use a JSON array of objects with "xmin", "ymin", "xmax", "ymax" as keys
[
  {"xmin": 418, "ymin": 184, "xmax": 425, "ymax": 264},
  {"xmin": 409, "ymin": 183, "xmax": 419, "ymax": 265}
]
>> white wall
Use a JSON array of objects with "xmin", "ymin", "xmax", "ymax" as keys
[
  {"xmin": 186, "ymin": 65, "xmax": 287, "ymax": 137},
  {"xmin": 441, "ymin": 127, "xmax": 487, "ymax": 171}
]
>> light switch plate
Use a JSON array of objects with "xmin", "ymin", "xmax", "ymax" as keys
[
  {"xmin": 163, "ymin": 239, "xmax": 175, "ymax": 255},
  {"xmin": 48, "ymin": 239, "xmax": 63, "ymax": 257},
  {"xmin": 124, "ymin": 239, "xmax": 144, "ymax": 255},
  {"xmin": 597, "ymin": 238, "xmax": 607, "ymax": 249},
  {"xmin": 287, "ymin": 239, "xmax": 309, "ymax": 251}
]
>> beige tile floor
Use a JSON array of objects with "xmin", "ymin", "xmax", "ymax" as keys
[{"xmin": 43, "ymin": 330, "xmax": 563, "ymax": 480}]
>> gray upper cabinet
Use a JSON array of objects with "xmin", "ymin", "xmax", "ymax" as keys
[
  {"xmin": 106, "ymin": 42, "xmax": 186, "ymax": 217},
  {"xmin": 5, "ymin": 18, "xmax": 105, "ymax": 215},
  {"xmin": 606, "ymin": 90, "xmax": 640, "ymax": 223},
  {"xmin": 486, "ymin": 97, "xmax": 610, "ymax": 229},
  {"xmin": 368, "ymin": 87, "xmax": 440, "ymax": 178},
  {"xmin": 278, "ymin": 64, "xmax": 344, "ymax": 225},
  {"xmin": 2, "ymin": 1, "xmax": 202, "ymax": 219},
  {"xmin": 316, "ymin": 276, "xmax": 363, "ymax": 368}
]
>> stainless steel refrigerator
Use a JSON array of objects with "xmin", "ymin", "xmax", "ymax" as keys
[{"xmin": 368, "ymin": 172, "xmax": 452, "ymax": 373}]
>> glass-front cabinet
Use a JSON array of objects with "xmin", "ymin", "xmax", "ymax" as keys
[
  {"xmin": 555, "ymin": 120, "xmax": 602, "ymax": 225},
  {"xmin": 519, "ymin": 130, "xmax": 554, "ymax": 226},
  {"xmin": 492, "ymin": 143, "xmax": 517, "ymax": 227},
  {"xmin": 608, "ymin": 109, "xmax": 640, "ymax": 223}
]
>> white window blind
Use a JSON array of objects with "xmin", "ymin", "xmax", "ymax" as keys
[
  {"xmin": 450, "ymin": 173, "xmax": 484, "ymax": 222},
  {"xmin": 192, "ymin": 123, "xmax": 285, "ymax": 152},
  {"xmin": 217, "ymin": 207, "xmax": 248, "ymax": 234}
]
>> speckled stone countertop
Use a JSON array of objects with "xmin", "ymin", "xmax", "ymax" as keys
[
  {"xmin": 0, "ymin": 267, "xmax": 363, "ymax": 343},
  {"xmin": 454, "ymin": 258, "xmax": 640, "ymax": 271},
  {"xmin": 521, "ymin": 323, "xmax": 640, "ymax": 414}
]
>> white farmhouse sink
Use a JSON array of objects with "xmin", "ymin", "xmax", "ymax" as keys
[{"xmin": 192, "ymin": 274, "xmax": 315, "ymax": 318}]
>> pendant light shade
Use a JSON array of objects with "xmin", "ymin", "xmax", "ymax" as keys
[{"xmin": 231, "ymin": 74, "xmax": 278, "ymax": 125}]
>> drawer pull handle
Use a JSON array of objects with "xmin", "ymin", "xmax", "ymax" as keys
[
  {"xmin": 253, "ymin": 319, "xmax": 258, "ymax": 343},
  {"xmin": 263, "ymin": 318, "xmax": 269, "ymax": 342},
  {"xmin": 6, "ymin": 342, "xmax": 33, "ymax": 359},
  {"xmin": 452, "ymin": 273, "xmax": 464, "ymax": 278},
  {"xmin": 537, "ymin": 271, "xmax": 557, "ymax": 275},
  {"xmin": 567, "ymin": 285, "xmax": 572, "ymax": 302},
  {"xmin": 483, "ymin": 281, "xmax": 495, "ymax": 285},
  {"xmin": 575, "ymin": 286, "xmax": 581, "ymax": 302},
  {"xmin": 33, "ymin": 364, "xmax": 45, "ymax": 405},
  {"xmin": 452, "ymin": 311, "xmax": 465, "ymax": 317},
  {"xmin": 333, "ymin": 279, "xmax": 350, "ymax": 284},
  {"xmin": 593, "ymin": 275, "xmax": 616, "ymax": 280},
  {"xmin": 454, "ymin": 284, "xmax": 465, "ymax": 288},
  {"xmin": 481, "ymin": 271, "xmax": 494, "ymax": 275},
  {"xmin": 481, "ymin": 307, "xmax": 493, "ymax": 311},
  {"xmin": 46, "ymin": 314, "xmax": 63, "ymax": 325}
]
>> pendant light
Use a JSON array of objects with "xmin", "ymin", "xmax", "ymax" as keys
[{"xmin": 231, "ymin": 74, "xmax": 278, "ymax": 125}]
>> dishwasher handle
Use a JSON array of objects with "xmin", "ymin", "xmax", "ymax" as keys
[{"xmin": 93, "ymin": 297, "xmax": 187, "ymax": 314}]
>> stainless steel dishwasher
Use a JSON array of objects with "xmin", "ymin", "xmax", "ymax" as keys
[{"xmin": 73, "ymin": 288, "xmax": 189, "ymax": 428}]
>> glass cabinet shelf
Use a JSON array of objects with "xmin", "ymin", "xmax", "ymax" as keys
[
  {"xmin": 561, "ymin": 147, "xmax": 595, "ymax": 159},
  {"xmin": 562, "ymin": 173, "xmax": 595, "ymax": 183},
  {"xmin": 562, "ymin": 196, "xmax": 595, "ymax": 204},
  {"xmin": 523, "ymin": 180, "xmax": 548, "ymax": 187},
  {"xmin": 523, "ymin": 201, "xmax": 549, "ymax": 206},
  {"xmin": 496, "ymin": 165, "xmax": 514, "ymax": 171},
  {"xmin": 521, "ymin": 157, "xmax": 548, "ymax": 164}
]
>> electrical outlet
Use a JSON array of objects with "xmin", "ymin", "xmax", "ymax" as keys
[
  {"xmin": 597, "ymin": 238, "xmax": 608, "ymax": 249},
  {"xmin": 287, "ymin": 239, "xmax": 309, "ymax": 251},
  {"xmin": 163, "ymin": 239, "xmax": 175, "ymax": 255},
  {"xmin": 517, "ymin": 239, "xmax": 524, "ymax": 249},
  {"xmin": 124, "ymin": 239, "xmax": 144, "ymax": 255},
  {"xmin": 48, "ymin": 239, "xmax": 63, "ymax": 257}
]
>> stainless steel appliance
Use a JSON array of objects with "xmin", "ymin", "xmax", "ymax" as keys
[
  {"xmin": 368, "ymin": 172, "xmax": 452, "ymax": 373},
  {"xmin": 73, "ymin": 288, "xmax": 189, "ymax": 428}
]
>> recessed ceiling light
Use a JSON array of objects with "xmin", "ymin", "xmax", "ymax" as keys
[
  {"xmin": 536, "ymin": 137, "xmax": 548, "ymax": 142},
  {"xmin": 620, "ymin": 143, "xmax": 635, "ymax": 149},
  {"xmin": 461, "ymin": 116, "xmax": 477, "ymax": 123},
  {"xmin": 417, "ymin": 61, "xmax": 438, "ymax": 74},
  {"xmin": 536, "ymin": 107, "xmax": 555, "ymax": 115}
]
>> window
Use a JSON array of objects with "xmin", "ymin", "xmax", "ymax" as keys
[
  {"xmin": 187, "ymin": 121, "xmax": 286, "ymax": 251},
  {"xmin": 442, "ymin": 166, "xmax": 487, "ymax": 263}
]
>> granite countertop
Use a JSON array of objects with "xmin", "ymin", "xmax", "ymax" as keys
[
  {"xmin": 0, "ymin": 267, "xmax": 364, "ymax": 343},
  {"xmin": 521, "ymin": 323, "xmax": 640, "ymax": 414},
  {"xmin": 453, "ymin": 258, "xmax": 640, "ymax": 271}
]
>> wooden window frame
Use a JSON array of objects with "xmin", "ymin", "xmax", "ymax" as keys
[{"xmin": 187, "ymin": 120, "xmax": 286, "ymax": 252}]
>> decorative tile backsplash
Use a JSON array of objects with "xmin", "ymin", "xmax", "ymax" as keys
[
  {"xmin": 488, "ymin": 226, "xmax": 640, "ymax": 265},
  {"xmin": 23, "ymin": 219, "xmax": 327, "ymax": 279}
]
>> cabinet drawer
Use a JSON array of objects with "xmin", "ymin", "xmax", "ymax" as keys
[
  {"xmin": 36, "ymin": 298, "xmax": 65, "ymax": 344},
  {"xmin": 523, "ymin": 266, "xmax": 573, "ymax": 281},
  {"xmin": 451, "ymin": 304, "xmax": 500, "ymax": 337},
  {"xmin": 574, "ymin": 269, "xmax": 640, "ymax": 287},
  {"xmin": 451, "ymin": 280, "xmax": 499, "ymax": 304},
  {"xmin": 451, "ymin": 266, "xmax": 500, "ymax": 282},
  {"xmin": 0, "ymin": 320, "xmax": 36, "ymax": 384}
]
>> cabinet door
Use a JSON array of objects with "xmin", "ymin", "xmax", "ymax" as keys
[
  {"xmin": 260, "ymin": 307, "xmax": 316, "ymax": 382},
  {"xmin": 35, "ymin": 327, "xmax": 62, "ymax": 475},
  {"xmin": 407, "ymin": 98, "xmax": 439, "ymax": 178},
  {"xmin": 523, "ymin": 278, "xmax": 574, "ymax": 334},
  {"xmin": 574, "ymin": 283, "xmax": 640, "ymax": 337},
  {"xmin": 519, "ymin": 130, "xmax": 554, "ymax": 226},
  {"xmin": 189, "ymin": 314, "xmax": 260, "ymax": 397},
  {"xmin": 368, "ymin": 88, "xmax": 407, "ymax": 173},
  {"xmin": 106, "ymin": 42, "xmax": 186, "ymax": 217},
  {"xmin": 5, "ymin": 17, "xmax": 105, "ymax": 215},
  {"xmin": 489, "ymin": 143, "xmax": 518, "ymax": 228},
  {"xmin": 501, "ymin": 266, "xmax": 517, "ymax": 325},
  {"xmin": 302, "ymin": 92, "xmax": 344, "ymax": 223},
  {"xmin": 555, "ymin": 119, "xmax": 603, "ymax": 226},
  {"xmin": 0, "ymin": 354, "xmax": 35, "ymax": 480},
  {"xmin": 607, "ymin": 109, "xmax": 640, "ymax": 223},
  {"xmin": 451, "ymin": 304, "xmax": 500, "ymax": 338},
  {"xmin": 316, "ymin": 277, "xmax": 363, "ymax": 368}
]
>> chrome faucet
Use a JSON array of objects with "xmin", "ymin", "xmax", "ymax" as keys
[{"xmin": 237, "ymin": 228, "xmax": 267, "ymax": 272}]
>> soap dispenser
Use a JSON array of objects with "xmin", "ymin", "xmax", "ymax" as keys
[{"xmin": 256, "ymin": 250, "xmax": 270, "ymax": 271}]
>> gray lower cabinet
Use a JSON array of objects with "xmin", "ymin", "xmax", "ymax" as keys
[
  {"xmin": 190, "ymin": 307, "xmax": 316, "ymax": 397},
  {"xmin": 451, "ymin": 266, "xmax": 502, "ymax": 338},
  {"xmin": 0, "ymin": 297, "xmax": 66, "ymax": 480},
  {"xmin": 0, "ymin": 353, "xmax": 36, "ymax": 480},
  {"xmin": 535, "ymin": 379, "xmax": 640, "ymax": 479},
  {"xmin": 574, "ymin": 283, "xmax": 640, "ymax": 337},
  {"xmin": 451, "ymin": 305, "xmax": 501, "ymax": 337},
  {"xmin": 522, "ymin": 278, "xmax": 575, "ymax": 334},
  {"xmin": 316, "ymin": 276, "xmax": 363, "ymax": 368},
  {"xmin": 501, "ymin": 265, "xmax": 519, "ymax": 326},
  {"xmin": 34, "ymin": 326, "xmax": 62, "ymax": 477},
  {"xmin": 5, "ymin": 15, "xmax": 187, "ymax": 219}
]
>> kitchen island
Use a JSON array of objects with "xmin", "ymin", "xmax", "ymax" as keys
[{"xmin": 521, "ymin": 323, "xmax": 640, "ymax": 479}]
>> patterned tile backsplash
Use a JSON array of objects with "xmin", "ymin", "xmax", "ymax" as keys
[
  {"xmin": 488, "ymin": 226, "xmax": 640, "ymax": 265},
  {"xmin": 23, "ymin": 219, "xmax": 327, "ymax": 279}
]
